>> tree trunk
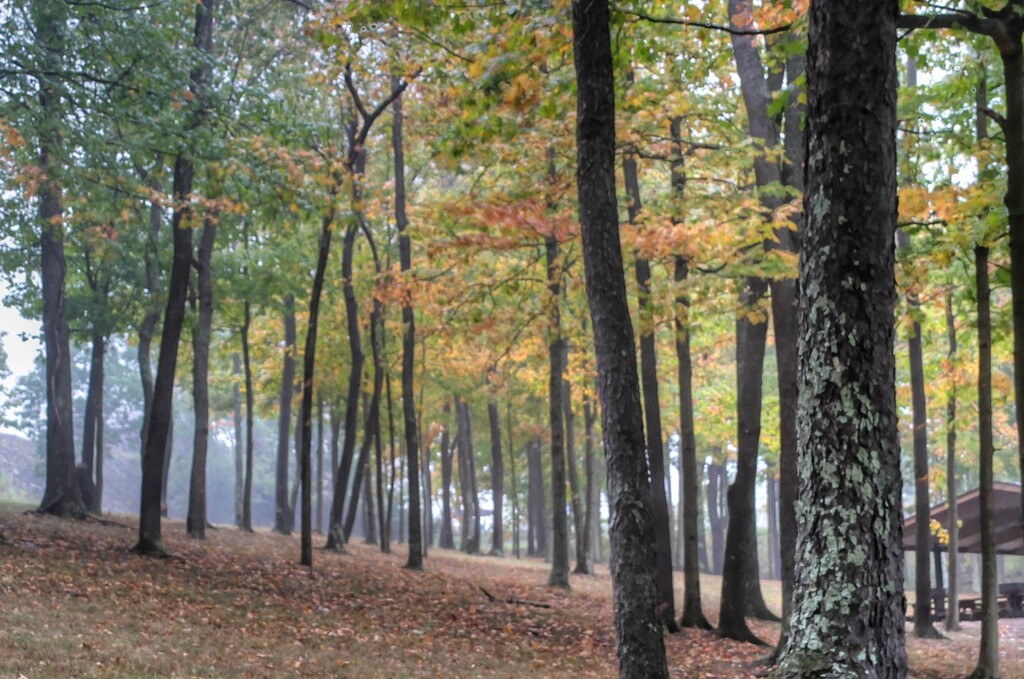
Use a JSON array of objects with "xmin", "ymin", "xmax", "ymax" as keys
[
  {"xmin": 565, "ymin": 372, "xmax": 589, "ymax": 574},
  {"xmin": 527, "ymin": 436, "xmax": 547, "ymax": 557},
  {"xmin": 707, "ymin": 460, "xmax": 727, "ymax": 574},
  {"xmin": 772, "ymin": 0, "xmax": 906, "ymax": 672},
  {"xmin": 137, "ymin": 171, "xmax": 163, "ymax": 474},
  {"xmin": 971, "ymin": 244, "xmax": 999, "ymax": 679},
  {"xmin": 945, "ymin": 291, "xmax": 960, "ymax": 632},
  {"xmin": 899, "ymin": 226, "xmax": 941, "ymax": 638},
  {"xmin": 326, "ymin": 220, "xmax": 364, "ymax": 551},
  {"xmin": 187, "ymin": 214, "xmax": 217, "ymax": 539},
  {"xmin": 455, "ymin": 396, "xmax": 481, "ymax": 554},
  {"xmin": 718, "ymin": 277, "xmax": 772, "ymax": 645},
  {"xmin": 343, "ymin": 300, "xmax": 384, "ymax": 545},
  {"xmin": 81, "ymin": 332, "xmax": 106, "ymax": 514},
  {"xmin": 581, "ymin": 386, "xmax": 596, "ymax": 571},
  {"xmin": 545, "ymin": 232, "xmax": 570, "ymax": 588},
  {"xmin": 375, "ymin": 390, "xmax": 389, "ymax": 552},
  {"xmin": 624, "ymin": 144, "xmax": 676, "ymax": 629},
  {"xmin": 316, "ymin": 398, "xmax": 324, "ymax": 534},
  {"xmin": 675, "ymin": 257, "xmax": 711, "ymax": 629},
  {"xmin": 137, "ymin": 0, "xmax": 216, "ymax": 552},
  {"xmin": 439, "ymin": 401, "xmax": 455, "ymax": 549},
  {"xmin": 766, "ymin": 472, "xmax": 779, "ymax": 580},
  {"xmin": 232, "ymin": 353, "xmax": 243, "ymax": 528},
  {"xmin": 34, "ymin": 0, "xmax": 82, "ymax": 520},
  {"xmin": 572, "ymin": 1, "xmax": 669, "ymax": 674},
  {"xmin": 508, "ymin": 401, "xmax": 521, "ymax": 559},
  {"xmin": 392, "ymin": 81, "xmax": 422, "ymax": 569},
  {"xmin": 275, "ymin": 294, "xmax": 296, "ymax": 536},
  {"xmin": 488, "ymin": 393, "xmax": 505, "ymax": 557},
  {"xmin": 241, "ymin": 301, "xmax": 255, "ymax": 532}
]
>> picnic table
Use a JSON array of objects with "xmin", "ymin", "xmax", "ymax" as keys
[{"xmin": 908, "ymin": 583, "xmax": 1024, "ymax": 622}]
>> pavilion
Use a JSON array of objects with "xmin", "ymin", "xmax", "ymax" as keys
[{"xmin": 903, "ymin": 481, "xmax": 1024, "ymax": 556}]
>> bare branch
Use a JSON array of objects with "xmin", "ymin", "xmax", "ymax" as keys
[
  {"xmin": 622, "ymin": 9, "xmax": 792, "ymax": 36},
  {"xmin": 981, "ymin": 105, "xmax": 1007, "ymax": 132}
]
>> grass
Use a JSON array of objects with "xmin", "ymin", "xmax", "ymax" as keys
[{"xmin": 1, "ymin": 503, "xmax": 1021, "ymax": 678}]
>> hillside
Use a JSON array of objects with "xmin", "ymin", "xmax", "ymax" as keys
[{"xmin": 2, "ymin": 505, "xmax": 1023, "ymax": 678}]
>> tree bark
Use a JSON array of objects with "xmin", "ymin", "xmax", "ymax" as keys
[
  {"xmin": 572, "ymin": 1, "xmax": 669, "ymax": 674},
  {"xmin": 186, "ymin": 213, "xmax": 216, "ymax": 539},
  {"xmin": 772, "ymin": 0, "xmax": 906, "ymax": 672}
]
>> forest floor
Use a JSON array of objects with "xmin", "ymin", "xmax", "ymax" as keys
[{"xmin": 1, "ymin": 504, "xmax": 1022, "ymax": 678}]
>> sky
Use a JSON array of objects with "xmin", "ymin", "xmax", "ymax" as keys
[{"xmin": 1, "ymin": 281, "xmax": 42, "ymax": 436}]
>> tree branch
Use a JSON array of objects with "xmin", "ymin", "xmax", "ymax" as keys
[{"xmin": 622, "ymin": 9, "xmax": 792, "ymax": 36}]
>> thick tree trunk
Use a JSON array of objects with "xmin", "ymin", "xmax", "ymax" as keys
[
  {"xmin": 275, "ymin": 294, "xmax": 296, "ymax": 535},
  {"xmin": 392, "ymin": 82, "xmax": 422, "ymax": 569},
  {"xmin": 187, "ymin": 215, "xmax": 217, "ymax": 539},
  {"xmin": 34, "ymin": 1, "xmax": 82, "ymax": 520},
  {"xmin": 572, "ymin": 1, "xmax": 669, "ymax": 674},
  {"xmin": 488, "ymin": 394, "xmax": 505, "ymax": 556},
  {"xmin": 545, "ymin": 233, "xmax": 570, "ymax": 588},
  {"xmin": 439, "ymin": 401, "xmax": 455, "ymax": 549},
  {"xmin": 971, "ymin": 244, "xmax": 999, "ymax": 679},
  {"xmin": 772, "ymin": 0, "xmax": 906, "ymax": 673}
]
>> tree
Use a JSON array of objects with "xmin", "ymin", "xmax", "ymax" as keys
[
  {"xmin": 28, "ymin": 0, "xmax": 83, "ymax": 519},
  {"xmin": 572, "ymin": 0, "xmax": 668, "ymax": 676},
  {"xmin": 772, "ymin": 0, "xmax": 907, "ymax": 674},
  {"xmin": 136, "ymin": 0, "xmax": 217, "ymax": 556},
  {"xmin": 899, "ymin": 1, "xmax": 1024, "ymax": 533}
]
